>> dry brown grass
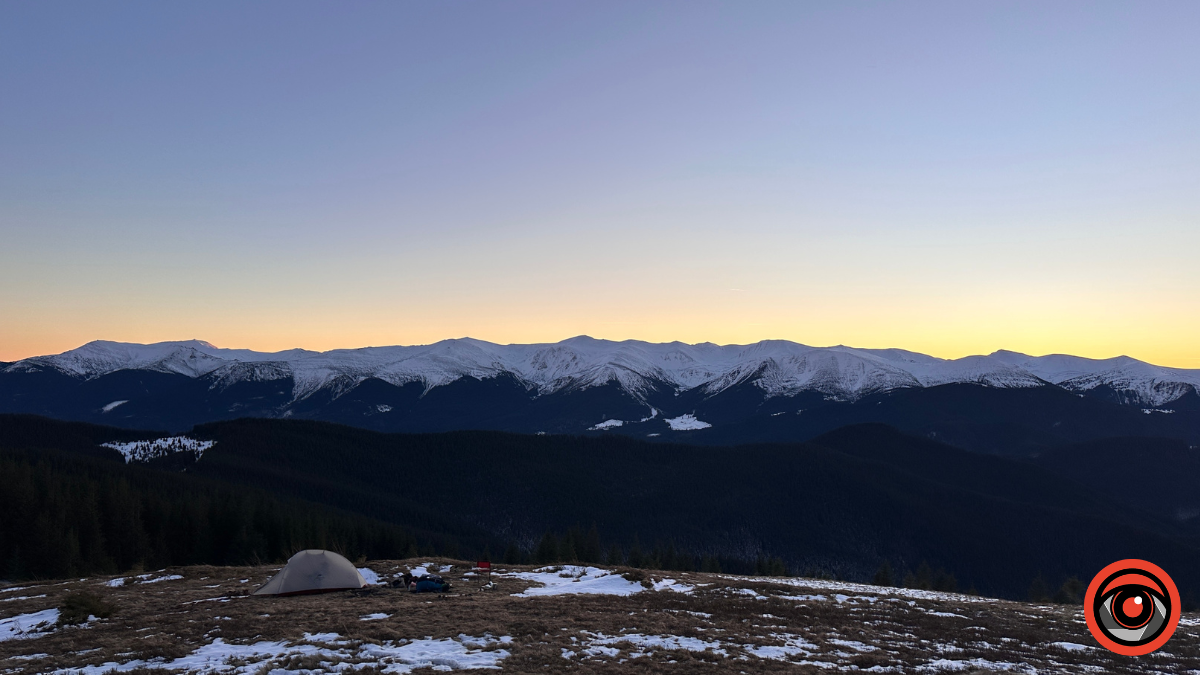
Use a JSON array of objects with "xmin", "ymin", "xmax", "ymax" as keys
[{"xmin": 1, "ymin": 559, "xmax": 1196, "ymax": 674}]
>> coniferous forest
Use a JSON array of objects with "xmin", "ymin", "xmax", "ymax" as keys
[
  {"xmin": 1, "ymin": 414, "xmax": 1198, "ymax": 609},
  {"xmin": 0, "ymin": 445, "xmax": 418, "ymax": 579}
]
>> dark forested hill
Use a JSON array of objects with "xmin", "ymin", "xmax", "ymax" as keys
[{"xmin": 1, "ymin": 415, "xmax": 1197, "ymax": 607}]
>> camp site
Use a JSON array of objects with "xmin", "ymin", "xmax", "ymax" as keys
[{"xmin": 2, "ymin": 554, "xmax": 1197, "ymax": 673}]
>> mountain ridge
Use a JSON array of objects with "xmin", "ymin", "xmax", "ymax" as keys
[
  {"xmin": 7, "ymin": 336, "xmax": 1199, "ymax": 407},
  {"xmin": 4, "ymin": 337, "xmax": 1199, "ymax": 448}
]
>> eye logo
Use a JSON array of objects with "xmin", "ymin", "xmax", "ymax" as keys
[{"xmin": 1084, "ymin": 559, "xmax": 1180, "ymax": 656}]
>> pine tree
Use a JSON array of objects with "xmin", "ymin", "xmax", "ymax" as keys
[
  {"xmin": 605, "ymin": 543, "xmax": 624, "ymax": 567},
  {"xmin": 502, "ymin": 543, "xmax": 522, "ymax": 565},
  {"xmin": 932, "ymin": 568, "xmax": 957, "ymax": 593},
  {"xmin": 664, "ymin": 542, "xmax": 679, "ymax": 571},
  {"xmin": 700, "ymin": 556, "xmax": 721, "ymax": 573},
  {"xmin": 581, "ymin": 524, "xmax": 602, "ymax": 563},
  {"xmin": 1052, "ymin": 576, "xmax": 1084, "ymax": 605},
  {"xmin": 562, "ymin": 526, "xmax": 581, "ymax": 562},
  {"xmin": 872, "ymin": 560, "xmax": 894, "ymax": 587},
  {"xmin": 628, "ymin": 536, "xmax": 645, "ymax": 568},
  {"xmin": 535, "ymin": 531, "xmax": 559, "ymax": 564},
  {"xmin": 915, "ymin": 561, "xmax": 934, "ymax": 590},
  {"xmin": 1028, "ymin": 573, "xmax": 1052, "ymax": 602}
]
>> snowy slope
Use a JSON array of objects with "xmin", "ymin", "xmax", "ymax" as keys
[{"xmin": 6, "ymin": 338, "xmax": 1199, "ymax": 407}]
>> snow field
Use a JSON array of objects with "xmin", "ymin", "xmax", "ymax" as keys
[
  {"xmin": 100, "ymin": 438, "xmax": 215, "ymax": 463},
  {"xmin": 503, "ymin": 566, "xmax": 645, "ymax": 597},
  {"xmin": 0, "ymin": 609, "xmax": 59, "ymax": 642},
  {"xmin": 48, "ymin": 633, "xmax": 512, "ymax": 674}
]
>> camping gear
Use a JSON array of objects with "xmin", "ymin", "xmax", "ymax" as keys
[
  {"xmin": 410, "ymin": 574, "xmax": 451, "ymax": 593},
  {"xmin": 252, "ymin": 550, "xmax": 367, "ymax": 596}
]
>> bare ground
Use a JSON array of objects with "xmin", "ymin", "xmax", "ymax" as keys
[{"xmin": 2, "ymin": 559, "xmax": 1197, "ymax": 674}]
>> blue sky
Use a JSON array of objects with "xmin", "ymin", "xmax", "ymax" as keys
[{"xmin": 2, "ymin": 2, "xmax": 1198, "ymax": 364}]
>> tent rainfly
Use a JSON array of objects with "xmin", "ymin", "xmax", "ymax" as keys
[{"xmin": 252, "ymin": 549, "xmax": 367, "ymax": 596}]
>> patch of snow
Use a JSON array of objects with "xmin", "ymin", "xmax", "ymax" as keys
[
  {"xmin": 1050, "ymin": 642, "xmax": 1093, "ymax": 652},
  {"xmin": 586, "ymin": 632, "xmax": 727, "ymax": 656},
  {"xmin": 101, "ymin": 437, "xmax": 215, "ymax": 463},
  {"xmin": 724, "ymin": 575, "xmax": 984, "ymax": 604},
  {"xmin": 51, "ymin": 633, "xmax": 511, "ymax": 674},
  {"xmin": 137, "ymin": 574, "xmax": 183, "ymax": 584},
  {"xmin": 589, "ymin": 419, "xmax": 624, "ymax": 431},
  {"xmin": 358, "ymin": 634, "xmax": 512, "ymax": 672},
  {"xmin": 746, "ymin": 634, "xmax": 819, "ymax": 660},
  {"xmin": 0, "ymin": 586, "xmax": 31, "ymax": 594},
  {"xmin": 1, "ymin": 594, "xmax": 47, "ymax": 602},
  {"xmin": 101, "ymin": 400, "xmax": 128, "ymax": 412},
  {"xmin": 504, "ymin": 566, "xmax": 644, "ymax": 597},
  {"xmin": 360, "ymin": 613, "xmax": 390, "ymax": 621},
  {"xmin": 407, "ymin": 563, "xmax": 451, "ymax": 578},
  {"xmin": 375, "ymin": 404, "xmax": 393, "ymax": 413},
  {"xmin": 0, "ymin": 609, "xmax": 59, "ymax": 642},
  {"xmin": 916, "ymin": 658, "xmax": 1034, "ymax": 673},
  {"xmin": 828, "ymin": 638, "xmax": 877, "ymax": 652},
  {"xmin": 357, "ymin": 568, "xmax": 384, "ymax": 585},
  {"xmin": 665, "ymin": 413, "xmax": 712, "ymax": 431},
  {"xmin": 652, "ymin": 578, "xmax": 695, "ymax": 594},
  {"xmin": 105, "ymin": 578, "xmax": 126, "ymax": 588}
]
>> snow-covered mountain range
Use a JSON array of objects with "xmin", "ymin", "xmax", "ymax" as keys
[{"xmin": 7, "ymin": 337, "xmax": 1199, "ymax": 408}]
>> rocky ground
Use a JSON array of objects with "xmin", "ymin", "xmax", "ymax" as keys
[{"xmin": 2, "ymin": 559, "xmax": 1197, "ymax": 674}]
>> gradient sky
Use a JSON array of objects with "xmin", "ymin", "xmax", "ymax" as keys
[{"xmin": 2, "ymin": 2, "xmax": 1198, "ymax": 365}]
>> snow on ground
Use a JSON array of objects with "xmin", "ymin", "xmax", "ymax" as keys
[
  {"xmin": 359, "ymin": 613, "xmax": 390, "ymax": 621},
  {"xmin": 104, "ymin": 578, "xmax": 125, "ymax": 588},
  {"xmin": 50, "ymin": 633, "xmax": 511, "ymax": 674},
  {"xmin": 504, "ymin": 566, "xmax": 644, "ymax": 597},
  {"xmin": 0, "ymin": 609, "xmax": 59, "ymax": 642},
  {"xmin": 563, "ymin": 631, "xmax": 852, "ymax": 664},
  {"xmin": 100, "ymin": 437, "xmax": 216, "ymax": 463},
  {"xmin": 745, "ymin": 634, "xmax": 819, "ymax": 660},
  {"xmin": 100, "ymin": 400, "xmax": 127, "ymax": 413},
  {"xmin": 651, "ymin": 578, "xmax": 695, "ymax": 594},
  {"xmin": 664, "ymin": 414, "xmax": 712, "ymax": 431},
  {"xmin": 357, "ymin": 568, "xmax": 383, "ymax": 585},
  {"xmin": 588, "ymin": 419, "xmax": 624, "ymax": 431},
  {"xmin": 136, "ymin": 574, "xmax": 183, "ymax": 584},
  {"xmin": 725, "ymin": 574, "xmax": 987, "ymax": 604},
  {"xmin": 916, "ymin": 657, "xmax": 1036, "ymax": 673},
  {"xmin": 1, "ymin": 595, "xmax": 47, "ymax": 603},
  {"xmin": 1049, "ymin": 642, "xmax": 1093, "ymax": 652},
  {"xmin": 406, "ymin": 563, "xmax": 452, "ymax": 577},
  {"xmin": 574, "ymin": 632, "xmax": 728, "ymax": 658}
]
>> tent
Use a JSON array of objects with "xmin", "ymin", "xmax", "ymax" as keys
[{"xmin": 253, "ymin": 549, "xmax": 367, "ymax": 596}]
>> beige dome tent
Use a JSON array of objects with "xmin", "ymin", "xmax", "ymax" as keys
[{"xmin": 253, "ymin": 550, "xmax": 367, "ymax": 596}]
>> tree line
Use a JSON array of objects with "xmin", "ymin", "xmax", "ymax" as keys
[{"xmin": 0, "ymin": 446, "xmax": 432, "ymax": 580}]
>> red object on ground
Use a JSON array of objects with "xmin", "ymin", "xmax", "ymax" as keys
[{"xmin": 477, "ymin": 561, "xmax": 491, "ymax": 570}]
